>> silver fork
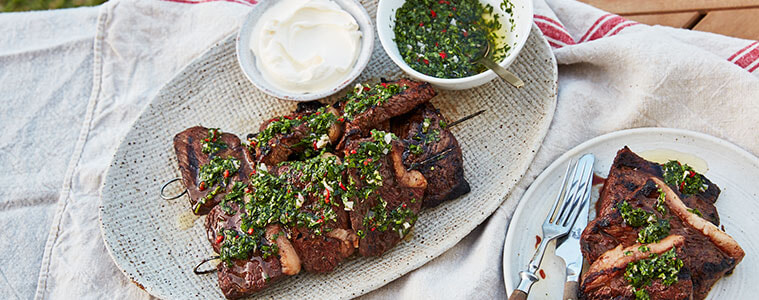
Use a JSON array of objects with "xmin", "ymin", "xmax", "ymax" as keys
[{"xmin": 508, "ymin": 154, "xmax": 595, "ymax": 300}]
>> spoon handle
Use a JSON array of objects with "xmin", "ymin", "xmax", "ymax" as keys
[{"xmin": 478, "ymin": 58, "xmax": 525, "ymax": 88}]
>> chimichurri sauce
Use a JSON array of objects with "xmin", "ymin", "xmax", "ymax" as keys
[{"xmin": 393, "ymin": 0, "xmax": 512, "ymax": 78}]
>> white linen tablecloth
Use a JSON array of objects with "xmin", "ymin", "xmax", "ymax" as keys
[{"xmin": 0, "ymin": 0, "xmax": 757, "ymax": 299}]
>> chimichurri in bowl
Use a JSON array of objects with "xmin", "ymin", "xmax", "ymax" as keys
[{"xmin": 376, "ymin": 0, "xmax": 533, "ymax": 90}]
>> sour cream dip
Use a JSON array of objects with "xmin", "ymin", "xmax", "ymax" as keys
[{"xmin": 250, "ymin": 0, "xmax": 362, "ymax": 94}]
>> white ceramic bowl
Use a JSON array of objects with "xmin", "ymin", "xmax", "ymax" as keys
[
  {"xmin": 236, "ymin": 0, "xmax": 374, "ymax": 101},
  {"xmin": 376, "ymin": 0, "xmax": 533, "ymax": 90}
]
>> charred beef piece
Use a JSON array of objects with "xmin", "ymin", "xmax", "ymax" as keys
[
  {"xmin": 581, "ymin": 235, "xmax": 693, "ymax": 300},
  {"xmin": 248, "ymin": 107, "xmax": 343, "ymax": 168},
  {"xmin": 338, "ymin": 78, "xmax": 437, "ymax": 147},
  {"xmin": 596, "ymin": 147, "xmax": 720, "ymax": 223},
  {"xmin": 275, "ymin": 160, "xmax": 357, "ymax": 273},
  {"xmin": 206, "ymin": 202, "xmax": 244, "ymax": 254},
  {"xmin": 581, "ymin": 147, "xmax": 744, "ymax": 300},
  {"xmin": 390, "ymin": 103, "xmax": 470, "ymax": 208},
  {"xmin": 344, "ymin": 138, "xmax": 427, "ymax": 256},
  {"xmin": 217, "ymin": 255, "xmax": 284, "ymax": 300},
  {"xmin": 173, "ymin": 126, "xmax": 252, "ymax": 215}
]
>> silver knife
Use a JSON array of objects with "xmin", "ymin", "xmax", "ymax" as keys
[{"xmin": 554, "ymin": 155, "xmax": 594, "ymax": 300}]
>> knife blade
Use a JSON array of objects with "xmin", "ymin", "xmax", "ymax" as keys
[{"xmin": 554, "ymin": 154, "xmax": 594, "ymax": 300}]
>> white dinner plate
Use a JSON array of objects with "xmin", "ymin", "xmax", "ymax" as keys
[{"xmin": 503, "ymin": 127, "xmax": 759, "ymax": 299}]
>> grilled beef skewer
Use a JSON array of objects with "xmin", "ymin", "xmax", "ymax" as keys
[{"xmin": 173, "ymin": 126, "xmax": 253, "ymax": 215}]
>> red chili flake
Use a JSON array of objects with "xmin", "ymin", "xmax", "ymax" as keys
[
  {"xmin": 363, "ymin": 86, "xmax": 371, "ymax": 91},
  {"xmin": 245, "ymin": 187, "xmax": 252, "ymax": 194},
  {"xmin": 204, "ymin": 138, "xmax": 210, "ymax": 142},
  {"xmin": 535, "ymin": 235, "xmax": 542, "ymax": 248},
  {"xmin": 452, "ymin": 7, "xmax": 456, "ymax": 11},
  {"xmin": 283, "ymin": 115, "xmax": 292, "ymax": 120},
  {"xmin": 297, "ymin": 115, "xmax": 303, "ymax": 120},
  {"xmin": 430, "ymin": 9, "xmax": 437, "ymax": 18},
  {"xmin": 423, "ymin": 59, "xmax": 429, "ymax": 65},
  {"xmin": 316, "ymin": 218, "xmax": 323, "ymax": 224},
  {"xmin": 271, "ymin": 118, "xmax": 280, "ymax": 122},
  {"xmin": 370, "ymin": 227, "xmax": 376, "ymax": 232},
  {"xmin": 380, "ymin": 82, "xmax": 388, "ymax": 88},
  {"xmin": 249, "ymin": 141, "xmax": 257, "ymax": 147},
  {"xmin": 402, "ymin": 203, "xmax": 407, "ymax": 208},
  {"xmin": 438, "ymin": 0, "xmax": 444, "ymax": 3},
  {"xmin": 223, "ymin": 170, "xmax": 230, "ymax": 178},
  {"xmin": 215, "ymin": 235, "xmax": 224, "ymax": 244},
  {"xmin": 251, "ymin": 169, "xmax": 257, "ymax": 175},
  {"xmin": 339, "ymin": 182, "xmax": 347, "ymax": 191},
  {"xmin": 435, "ymin": 42, "xmax": 439, "ymax": 47},
  {"xmin": 247, "ymin": 227, "xmax": 254, "ymax": 235},
  {"xmin": 313, "ymin": 140, "xmax": 319, "ymax": 150},
  {"xmin": 419, "ymin": 22, "xmax": 424, "ymax": 27},
  {"xmin": 314, "ymin": 111, "xmax": 321, "ymax": 116},
  {"xmin": 235, "ymin": 235, "xmax": 239, "ymax": 239},
  {"xmin": 689, "ymin": 171, "xmax": 696, "ymax": 178},
  {"xmin": 462, "ymin": 30, "xmax": 468, "ymax": 37},
  {"xmin": 337, "ymin": 117, "xmax": 345, "ymax": 122},
  {"xmin": 680, "ymin": 181, "xmax": 685, "ymax": 191},
  {"xmin": 441, "ymin": 29, "xmax": 447, "ymax": 33},
  {"xmin": 539, "ymin": 269, "xmax": 546, "ymax": 279},
  {"xmin": 324, "ymin": 190, "xmax": 331, "ymax": 204},
  {"xmin": 439, "ymin": 52, "xmax": 447, "ymax": 59},
  {"xmin": 350, "ymin": 149, "xmax": 357, "ymax": 155},
  {"xmin": 363, "ymin": 160, "xmax": 369, "ymax": 166},
  {"xmin": 212, "ymin": 137, "xmax": 217, "ymax": 142},
  {"xmin": 199, "ymin": 181, "xmax": 207, "ymax": 191}
]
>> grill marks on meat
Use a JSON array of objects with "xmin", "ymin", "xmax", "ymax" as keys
[
  {"xmin": 580, "ymin": 147, "xmax": 743, "ymax": 300},
  {"xmin": 173, "ymin": 126, "xmax": 252, "ymax": 215},
  {"xmin": 390, "ymin": 103, "xmax": 470, "ymax": 208},
  {"xmin": 339, "ymin": 78, "xmax": 437, "ymax": 147},
  {"xmin": 581, "ymin": 235, "xmax": 692, "ymax": 300},
  {"xmin": 345, "ymin": 139, "xmax": 427, "ymax": 256}
]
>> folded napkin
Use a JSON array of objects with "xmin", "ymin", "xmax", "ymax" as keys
[{"xmin": 0, "ymin": 0, "xmax": 756, "ymax": 299}]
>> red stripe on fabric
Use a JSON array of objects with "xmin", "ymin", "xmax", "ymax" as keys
[
  {"xmin": 734, "ymin": 45, "xmax": 759, "ymax": 69},
  {"xmin": 547, "ymin": 40, "xmax": 563, "ymax": 49},
  {"xmin": 534, "ymin": 15, "xmax": 564, "ymax": 29},
  {"xmin": 579, "ymin": 13, "xmax": 613, "ymax": 43},
  {"xmin": 161, "ymin": 0, "xmax": 255, "ymax": 5},
  {"xmin": 727, "ymin": 41, "xmax": 758, "ymax": 61},
  {"xmin": 607, "ymin": 21, "xmax": 639, "ymax": 37},
  {"xmin": 586, "ymin": 16, "xmax": 627, "ymax": 42},
  {"xmin": 535, "ymin": 20, "xmax": 575, "ymax": 45},
  {"xmin": 749, "ymin": 62, "xmax": 759, "ymax": 73}
]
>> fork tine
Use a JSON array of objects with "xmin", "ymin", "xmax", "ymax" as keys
[
  {"xmin": 554, "ymin": 161, "xmax": 584, "ymax": 224},
  {"xmin": 561, "ymin": 155, "xmax": 595, "ymax": 226},
  {"xmin": 547, "ymin": 161, "xmax": 572, "ymax": 223}
]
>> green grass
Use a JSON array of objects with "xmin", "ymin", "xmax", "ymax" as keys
[{"xmin": 1, "ymin": 0, "xmax": 106, "ymax": 12}]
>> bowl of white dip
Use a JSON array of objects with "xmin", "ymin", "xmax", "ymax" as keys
[{"xmin": 237, "ymin": 0, "xmax": 374, "ymax": 101}]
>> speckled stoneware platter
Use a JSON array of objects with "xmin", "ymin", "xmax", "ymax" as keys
[
  {"xmin": 504, "ymin": 128, "xmax": 759, "ymax": 299},
  {"xmin": 99, "ymin": 11, "xmax": 558, "ymax": 300}
]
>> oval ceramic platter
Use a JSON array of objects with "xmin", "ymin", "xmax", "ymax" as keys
[
  {"xmin": 99, "ymin": 1, "xmax": 558, "ymax": 298},
  {"xmin": 503, "ymin": 128, "xmax": 759, "ymax": 299}
]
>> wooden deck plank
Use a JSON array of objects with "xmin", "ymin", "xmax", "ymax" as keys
[
  {"xmin": 625, "ymin": 12, "xmax": 702, "ymax": 28},
  {"xmin": 578, "ymin": 0, "xmax": 759, "ymax": 15},
  {"xmin": 692, "ymin": 8, "xmax": 759, "ymax": 40}
]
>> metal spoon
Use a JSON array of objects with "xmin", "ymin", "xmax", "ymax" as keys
[{"xmin": 477, "ymin": 42, "xmax": 525, "ymax": 88}]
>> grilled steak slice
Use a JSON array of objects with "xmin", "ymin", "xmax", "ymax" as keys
[
  {"xmin": 275, "ymin": 157, "xmax": 357, "ymax": 273},
  {"xmin": 338, "ymin": 78, "xmax": 437, "ymax": 147},
  {"xmin": 248, "ymin": 106, "xmax": 343, "ymax": 168},
  {"xmin": 596, "ymin": 147, "xmax": 720, "ymax": 223},
  {"xmin": 390, "ymin": 103, "xmax": 470, "ymax": 208},
  {"xmin": 344, "ymin": 135, "xmax": 427, "ymax": 256},
  {"xmin": 217, "ymin": 255, "xmax": 284, "ymax": 300},
  {"xmin": 206, "ymin": 202, "xmax": 243, "ymax": 254},
  {"xmin": 173, "ymin": 126, "xmax": 252, "ymax": 215},
  {"xmin": 581, "ymin": 147, "xmax": 744, "ymax": 300},
  {"xmin": 581, "ymin": 235, "xmax": 693, "ymax": 300}
]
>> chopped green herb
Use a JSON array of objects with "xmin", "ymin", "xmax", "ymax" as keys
[
  {"xmin": 201, "ymin": 128, "xmax": 227, "ymax": 154},
  {"xmin": 661, "ymin": 161, "xmax": 707, "ymax": 195},
  {"xmin": 393, "ymin": 0, "xmax": 512, "ymax": 78},
  {"xmin": 687, "ymin": 208, "xmax": 703, "ymax": 217},
  {"xmin": 624, "ymin": 248, "xmax": 683, "ymax": 300},
  {"xmin": 655, "ymin": 188, "xmax": 668, "ymax": 216},
  {"xmin": 342, "ymin": 83, "xmax": 407, "ymax": 120},
  {"xmin": 617, "ymin": 200, "xmax": 649, "ymax": 227},
  {"xmin": 637, "ymin": 218, "xmax": 670, "ymax": 244}
]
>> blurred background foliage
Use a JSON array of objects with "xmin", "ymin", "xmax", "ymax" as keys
[{"xmin": 1, "ymin": 0, "xmax": 105, "ymax": 12}]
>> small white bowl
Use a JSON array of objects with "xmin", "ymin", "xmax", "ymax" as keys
[
  {"xmin": 376, "ymin": 0, "xmax": 533, "ymax": 90},
  {"xmin": 236, "ymin": 0, "xmax": 374, "ymax": 102}
]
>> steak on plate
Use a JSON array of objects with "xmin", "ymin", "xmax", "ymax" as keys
[
  {"xmin": 173, "ymin": 126, "xmax": 252, "ymax": 215},
  {"xmin": 390, "ymin": 102, "xmax": 470, "ymax": 208}
]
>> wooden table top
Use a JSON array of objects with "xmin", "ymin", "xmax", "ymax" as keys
[{"xmin": 578, "ymin": 0, "xmax": 759, "ymax": 40}]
